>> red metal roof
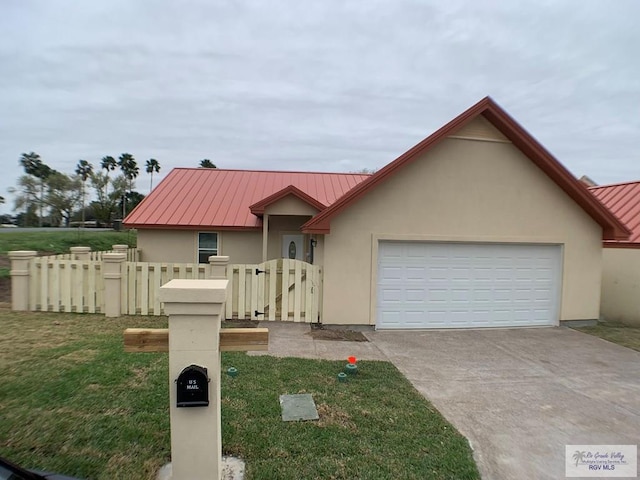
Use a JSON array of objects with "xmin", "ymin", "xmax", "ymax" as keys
[
  {"xmin": 590, "ymin": 181, "xmax": 640, "ymax": 243},
  {"xmin": 124, "ymin": 168, "xmax": 370, "ymax": 229},
  {"xmin": 302, "ymin": 96, "xmax": 630, "ymax": 241}
]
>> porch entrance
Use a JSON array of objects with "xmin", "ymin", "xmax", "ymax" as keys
[{"xmin": 282, "ymin": 234, "xmax": 305, "ymax": 260}]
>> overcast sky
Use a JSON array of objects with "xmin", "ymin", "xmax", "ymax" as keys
[{"xmin": 1, "ymin": 0, "xmax": 639, "ymax": 216}]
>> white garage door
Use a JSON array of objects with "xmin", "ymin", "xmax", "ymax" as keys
[{"xmin": 377, "ymin": 242, "xmax": 562, "ymax": 329}]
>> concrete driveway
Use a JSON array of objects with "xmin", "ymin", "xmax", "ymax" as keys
[{"xmin": 366, "ymin": 327, "xmax": 640, "ymax": 479}]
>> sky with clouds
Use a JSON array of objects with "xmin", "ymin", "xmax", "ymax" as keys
[{"xmin": 1, "ymin": 0, "xmax": 639, "ymax": 216}]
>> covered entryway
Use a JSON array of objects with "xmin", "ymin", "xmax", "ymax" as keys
[{"xmin": 376, "ymin": 242, "xmax": 562, "ymax": 329}]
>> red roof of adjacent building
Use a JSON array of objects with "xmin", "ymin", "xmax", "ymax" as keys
[
  {"xmin": 590, "ymin": 181, "xmax": 640, "ymax": 244},
  {"xmin": 124, "ymin": 168, "xmax": 370, "ymax": 229},
  {"xmin": 302, "ymin": 96, "xmax": 630, "ymax": 241}
]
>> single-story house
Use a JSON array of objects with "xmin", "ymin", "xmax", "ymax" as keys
[
  {"xmin": 590, "ymin": 181, "xmax": 640, "ymax": 326},
  {"xmin": 125, "ymin": 96, "xmax": 629, "ymax": 329}
]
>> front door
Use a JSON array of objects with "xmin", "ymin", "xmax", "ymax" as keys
[{"xmin": 282, "ymin": 234, "xmax": 304, "ymax": 260}]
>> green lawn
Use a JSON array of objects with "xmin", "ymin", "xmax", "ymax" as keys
[
  {"xmin": 0, "ymin": 308, "xmax": 479, "ymax": 480},
  {"xmin": 0, "ymin": 229, "xmax": 136, "ymax": 280},
  {"xmin": 0, "ymin": 229, "xmax": 136, "ymax": 256},
  {"xmin": 574, "ymin": 322, "xmax": 640, "ymax": 352}
]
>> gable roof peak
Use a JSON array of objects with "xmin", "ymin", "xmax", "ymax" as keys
[
  {"xmin": 249, "ymin": 184, "xmax": 326, "ymax": 215},
  {"xmin": 302, "ymin": 97, "xmax": 629, "ymax": 241}
]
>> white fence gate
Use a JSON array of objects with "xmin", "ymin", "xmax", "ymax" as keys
[{"xmin": 227, "ymin": 259, "xmax": 322, "ymax": 323}]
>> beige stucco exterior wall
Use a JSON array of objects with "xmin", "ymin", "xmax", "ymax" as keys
[
  {"xmin": 601, "ymin": 248, "xmax": 640, "ymax": 326},
  {"xmin": 222, "ymin": 231, "xmax": 263, "ymax": 264},
  {"xmin": 264, "ymin": 195, "xmax": 319, "ymax": 216},
  {"xmin": 137, "ymin": 229, "xmax": 196, "ymax": 263},
  {"xmin": 321, "ymin": 136, "xmax": 603, "ymax": 325},
  {"xmin": 136, "ymin": 229, "xmax": 262, "ymax": 264}
]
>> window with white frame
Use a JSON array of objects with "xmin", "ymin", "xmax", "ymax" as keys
[{"xmin": 198, "ymin": 232, "xmax": 218, "ymax": 263}]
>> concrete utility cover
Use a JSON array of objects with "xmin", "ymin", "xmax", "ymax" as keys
[{"xmin": 279, "ymin": 394, "xmax": 319, "ymax": 422}]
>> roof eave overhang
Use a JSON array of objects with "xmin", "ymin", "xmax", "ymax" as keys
[
  {"xmin": 603, "ymin": 241, "xmax": 640, "ymax": 249},
  {"xmin": 124, "ymin": 223, "xmax": 262, "ymax": 231},
  {"xmin": 301, "ymin": 223, "xmax": 330, "ymax": 234}
]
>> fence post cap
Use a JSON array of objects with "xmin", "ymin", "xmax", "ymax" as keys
[
  {"xmin": 8, "ymin": 251, "xmax": 38, "ymax": 259},
  {"xmin": 160, "ymin": 279, "xmax": 228, "ymax": 304},
  {"xmin": 70, "ymin": 246, "xmax": 91, "ymax": 253},
  {"xmin": 112, "ymin": 244, "xmax": 129, "ymax": 250},
  {"xmin": 208, "ymin": 255, "xmax": 229, "ymax": 265},
  {"xmin": 102, "ymin": 252, "xmax": 127, "ymax": 262}
]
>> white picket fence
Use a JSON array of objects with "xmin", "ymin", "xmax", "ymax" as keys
[
  {"xmin": 121, "ymin": 262, "xmax": 210, "ymax": 316},
  {"xmin": 29, "ymin": 258, "xmax": 106, "ymax": 313},
  {"xmin": 40, "ymin": 248, "xmax": 138, "ymax": 262},
  {"xmin": 25, "ymin": 257, "xmax": 322, "ymax": 321}
]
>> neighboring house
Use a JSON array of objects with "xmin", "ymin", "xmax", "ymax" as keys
[
  {"xmin": 125, "ymin": 97, "xmax": 629, "ymax": 329},
  {"xmin": 590, "ymin": 181, "xmax": 640, "ymax": 326}
]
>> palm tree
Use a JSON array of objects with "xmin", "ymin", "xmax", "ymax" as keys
[
  {"xmin": 19, "ymin": 152, "xmax": 53, "ymax": 226},
  {"xmin": 572, "ymin": 451, "xmax": 586, "ymax": 467},
  {"xmin": 101, "ymin": 156, "xmax": 117, "ymax": 194},
  {"xmin": 145, "ymin": 158, "xmax": 161, "ymax": 192},
  {"xmin": 199, "ymin": 159, "xmax": 216, "ymax": 168},
  {"xmin": 118, "ymin": 153, "xmax": 139, "ymax": 217},
  {"xmin": 99, "ymin": 156, "xmax": 118, "ymax": 223},
  {"xmin": 75, "ymin": 159, "xmax": 93, "ymax": 226}
]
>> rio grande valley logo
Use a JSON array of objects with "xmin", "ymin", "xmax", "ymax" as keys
[{"xmin": 566, "ymin": 445, "xmax": 637, "ymax": 477}]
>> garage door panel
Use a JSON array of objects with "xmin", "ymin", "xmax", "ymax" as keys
[
  {"xmin": 405, "ymin": 311, "xmax": 427, "ymax": 324},
  {"xmin": 405, "ymin": 266, "xmax": 427, "ymax": 280},
  {"xmin": 377, "ymin": 242, "xmax": 561, "ymax": 329},
  {"xmin": 380, "ymin": 288, "xmax": 403, "ymax": 303},
  {"xmin": 379, "ymin": 266, "xmax": 403, "ymax": 281},
  {"xmin": 405, "ymin": 289, "xmax": 425, "ymax": 302},
  {"xmin": 381, "ymin": 243, "xmax": 404, "ymax": 258},
  {"xmin": 451, "ymin": 266, "xmax": 471, "ymax": 279},
  {"xmin": 379, "ymin": 310, "xmax": 402, "ymax": 326}
]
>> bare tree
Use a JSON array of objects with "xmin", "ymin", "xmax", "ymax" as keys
[{"xmin": 45, "ymin": 172, "xmax": 82, "ymax": 227}]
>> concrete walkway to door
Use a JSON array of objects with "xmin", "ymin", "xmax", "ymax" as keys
[
  {"xmin": 255, "ymin": 322, "xmax": 640, "ymax": 479},
  {"xmin": 250, "ymin": 322, "xmax": 387, "ymax": 360}
]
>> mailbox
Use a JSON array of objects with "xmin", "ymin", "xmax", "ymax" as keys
[{"xmin": 176, "ymin": 364, "xmax": 209, "ymax": 407}]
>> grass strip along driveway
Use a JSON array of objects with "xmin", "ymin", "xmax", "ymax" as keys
[
  {"xmin": 0, "ymin": 307, "xmax": 479, "ymax": 480},
  {"xmin": 574, "ymin": 322, "xmax": 640, "ymax": 352}
]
